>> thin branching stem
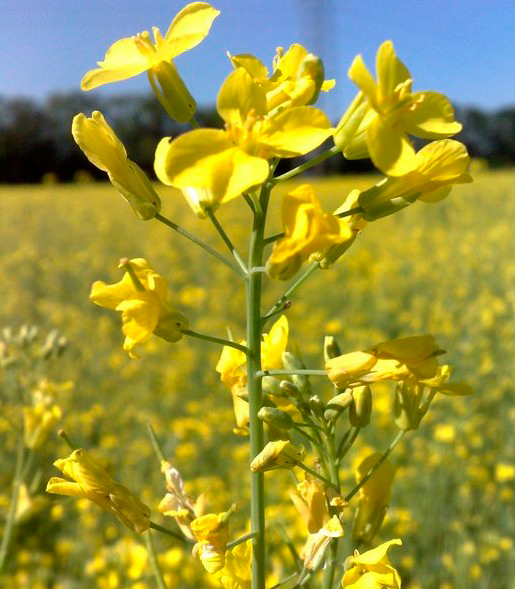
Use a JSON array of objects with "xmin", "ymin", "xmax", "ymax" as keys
[
  {"xmin": 182, "ymin": 329, "xmax": 249, "ymax": 354},
  {"xmin": 155, "ymin": 213, "xmax": 243, "ymax": 276},
  {"xmin": 206, "ymin": 208, "xmax": 248, "ymax": 275}
]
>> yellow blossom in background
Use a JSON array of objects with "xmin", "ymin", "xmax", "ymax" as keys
[
  {"xmin": 339, "ymin": 40, "xmax": 462, "ymax": 175},
  {"xmin": 342, "ymin": 539, "xmax": 402, "ymax": 588},
  {"xmin": 356, "ymin": 139, "xmax": 472, "ymax": 220},
  {"xmin": 72, "ymin": 111, "xmax": 161, "ymax": 219},
  {"xmin": 154, "ymin": 68, "xmax": 332, "ymax": 215},
  {"xmin": 190, "ymin": 512, "xmax": 230, "ymax": 573},
  {"xmin": 23, "ymin": 400, "xmax": 62, "ymax": 450},
  {"xmin": 352, "ymin": 452, "xmax": 397, "ymax": 544},
  {"xmin": 81, "ymin": 2, "xmax": 220, "ymax": 121},
  {"xmin": 15, "ymin": 485, "xmax": 49, "ymax": 524},
  {"xmin": 266, "ymin": 185, "xmax": 352, "ymax": 280},
  {"xmin": 46, "ymin": 449, "xmax": 151, "ymax": 533},
  {"xmin": 230, "ymin": 43, "xmax": 335, "ymax": 113},
  {"xmin": 90, "ymin": 258, "xmax": 188, "ymax": 357},
  {"xmin": 326, "ymin": 334, "xmax": 444, "ymax": 388},
  {"xmin": 250, "ymin": 440, "xmax": 305, "ymax": 472}
]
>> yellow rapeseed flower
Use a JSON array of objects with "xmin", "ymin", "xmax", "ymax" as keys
[
  {"xmin": 266, "ymin": 184, "xmax": 353, "ymax": 280},
  {"xmin": 154, "ymin": 68, "xmax": 333, "ymax": 215},
  {"xmin": 81, "ymin": 2, "xmax": 219, "ymax": 121},
  {"xmin": 90, "ymin": 258, "xmax": 188, "ymax": 357},
  {"xmin": 46, "ymin": 449, "xmax": 151, "ymax": 533},
  {"xmin": 72, "ymin": 111, "xmax": 161, "ymax": 219},
  {"xmin": 356, "ymin": 139, "xmax": 472, "ymax": 220},
  {"xmin": 326, "ymin": 335, "xmax": 444, "ymax": 388},
  {"xmin": 230, "ymin": 43, "xmax": 335, "ymax": 113},
  {"xmin": 191, "ymin": 512, "xmax": 230, "ymax": 573},
  {"xmin": 338, "ymin": 40, "xmax": 462, "ymax": 176},
  {"xmin": 250, "ymin": 440, "xmax": 305, "ymax": 472},
  {"xmin": 218, "ymin": 540, "xmax": 252, "ymax": 589},
  {"xmin": 342, "ymin": 539, "xmax": 402, "ymax": 588}
]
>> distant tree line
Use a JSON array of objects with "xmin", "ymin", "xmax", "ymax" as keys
[{"xmin": 0, "ymin": 92, "xmax": 513, "ymax": 184}]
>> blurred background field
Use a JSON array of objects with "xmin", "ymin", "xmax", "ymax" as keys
[{"xmin": 0, "ymin": 170, "xmax": 514, "ymax": 589}]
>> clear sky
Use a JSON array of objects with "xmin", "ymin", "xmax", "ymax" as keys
[{"xmin": 1, "ymin": 0, "xmax": 514, "ymax": 119}]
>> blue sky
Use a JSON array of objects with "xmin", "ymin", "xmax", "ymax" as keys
[{"xmin": 1, "ymin": 0, "xmax": 514, "ymax": 119}]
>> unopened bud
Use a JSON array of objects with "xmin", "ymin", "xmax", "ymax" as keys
[
  {"xmin": 150, "ymin": 61, "xmax": 196, "ymax": 123},
  {"xmin": 282, "ymin": 352, "xmax": 312, "ymax": 395},
  {"xmin": 324, "ymin": 335, "xmax": 342, "ymax": 362},
  {"xmin": 349, "ymin": 385, "xmax": 372, "ymax": 427},
  {"xmin": 300, "ymin": 54, "xmax": 326, "ymax": 105},
  {"xmin": 308, "ymin": 395, "xmax": 325, "ymax": 418},
  {"xmin": 324, "ymin": 390, "xmax": 353, "ymax": 421},
  {"xmin": 258, "ymin": 407, "xmax": 294, "ymax": 430},
  {"xmin": 394, "ymin": 381, "xmax": 424, "ymax": 431},
  {"xmin": 262, "ymin": 376, "xmax": 283, "ymax": 396},
  {"xmin": 279, "ymin": 380, "xmax": 301, "ymax": 398}
]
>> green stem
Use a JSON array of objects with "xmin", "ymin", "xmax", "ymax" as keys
[
  {"xmin": 155, "ymin": 213, "xmax": 243, "ymax": 276},
  {"xmin": 149, "ymin": 521, "xmax": 189, "ymax": 543},
  {"xmin": 335, "ymin": 427, "xmax": 352, "ymax": 463},
  {"xmin": 337, "ymin": 427, "xmax": 360, "ymax": 463},
  {"xmin": 145, "ymin": 529, "xmax": 168, "ymax": 589},
  {"xmin": 182, "ymin": 329, "xmax": 249, "ymax": 355},
  {"xmin": 321, "ymin": 424, "xmax": 340, "ymax": 589},
  {"xmin": 0, "ymin": 436, "xmax": 25, "ymax": 574},
  {"xmin": 257, "ymin": 369, "xmax": 327, "ymax": 378},
  {"xmin": 148, "ymin": 424, "xmax": 166, "ymax": 463},
  {"xmin": 262, "ymin": 262, "xmax": 320, "ymax": 325},
  {"xmin": 206, "ymin": 208, "xmax": 248, "ymax": 275},
  {"xmin": 226, "ymin": 532, "xmax": 257, "ymax": 550},
  {"xmin": 296, "ymin": 462, "xmax": 338, "ymax": 491},
  {"xmin": 272, "ymin": 146, "xmax": 340, "ymax": 183},
  {"xmin": 246, "ymin": 169, "xmax": 273, "ymax": 589},
  {"xmin": 345, "ymin": 431, "xmax": 406, "ymax": 502}
]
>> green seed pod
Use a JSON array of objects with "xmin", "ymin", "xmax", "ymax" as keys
[
  {"xmin": 324, "ymin": 335, "xmax": 342, "ymax": 363},
  {"xmin": 324, "ymin": 390, "xmax": 353, "ymax": 421},
  {"xmin": 258, "ymin": 407, "xmax": 294, "ymax": 430},
  {"xmin": 349, "ymin": 385, "xmax": 372, "ymax": 427}
]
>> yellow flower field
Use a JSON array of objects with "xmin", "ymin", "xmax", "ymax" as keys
[{"xmin": 0, "ymin": 169, "xmax": 513, "ymax": 588}]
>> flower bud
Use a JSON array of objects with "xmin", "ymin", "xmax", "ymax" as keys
[
  {"xmin": 250, "ymin": 440, "xmax": 305, "ymax": 472},
  {"xmin": 324, "ymin": 335, "xmax": 342, "ymax": 362},
  {"xmin": 349, "ymin": 385, "xmax": 372, "ymax": 427},
  {"xmin": 300, "ymin": 54, "xmax": 326, "ymax": 105},
  {"xmin": 279, "ymin": 380, "xmax": 301, "ymax": 399},
  {"xmin": 308, "ymin": 395, "xmax": 325, "ymax": 418},
  {"xmin": 333, "ymin": 92, "xmax": 370, "ymax": 157},
  {"xmin": 324, "ymin": 390, "xmax": 353, "ymax": 422},
  {"xmin": 150, "ymin": 60, "xmax": 196, "ymax": 123},
  {"xmin": 282, "ymin": 352, "xmax": 312, "ymax": 395},
  {"xmin": 258, "ymin": 407, "xmax": 294, "ymax": 430},
  {"xmin": 394, "ymin": 381, "xmax": 425, "ymax": 431},
  {"xmin": 262, "ymin": 376, "xmax": 283, "ymax": 396}
]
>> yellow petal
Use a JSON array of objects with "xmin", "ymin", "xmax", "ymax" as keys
[
  {"xmin": 81, "ymin": 37, "xmax": 149, "ymax": 90},
  {"xmin": 46, "ymin": 478, "xmax": 84, "ymax": 497},
  {"xmin": 259, "ymin": 106, "xmax": 332, "ymax": 158},
  {"xmin": 163, "ymin": 2, "xmax": 220, "ymax": 59},
  {"xmin": 373, "ymin": 335, "xmax": 439, "ymax": 360},
  {"xmin": 414, "ymin": 139, "xmax": 471, "ymax": 182},
  {"xmin": 117, "ymin": 292, "xmax": 162, "ymax": 345},
  {"xmin": 90, "ymin": 275, "xmax": 135, "ymax": 310},
  {"xmin": 348, "ymin": 55, "xmax": 378, "ymax": 108},
  {"xmin": 403, "ymin": 91, "xmax": 462, "ymax": 138},
  {"xmin": 375, "ymin": 40, "xmax": 411, "ymax": 100},
  {"xmin": 155, "ymin": 130, "xmax": 269, "ymax": 204},
  {"xmin": 367, "ymin": 117, "xmax": 417, "ymax": 176},
  {"xmin": 72, "ymin": 112, "xmax": 127, "ymax": 176},
  {"xmin": 418, "ymin": 185, "xmax": 452, "ymax": 203},
  {"xmin": 353, "ymin": 539, "xmax": 402, "ymax": 567},
  {"xmin": 230, "ymin": 52, "xmax": 269, "ymax": 81},
  {"xmin": 217, "ymin": 68, "xmax": 267, "ymax": 127}
]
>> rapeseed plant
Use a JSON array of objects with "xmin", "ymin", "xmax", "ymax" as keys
[{"xmin": 4, "ymin": 2, "xmax": 502, "ymax": 588}]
